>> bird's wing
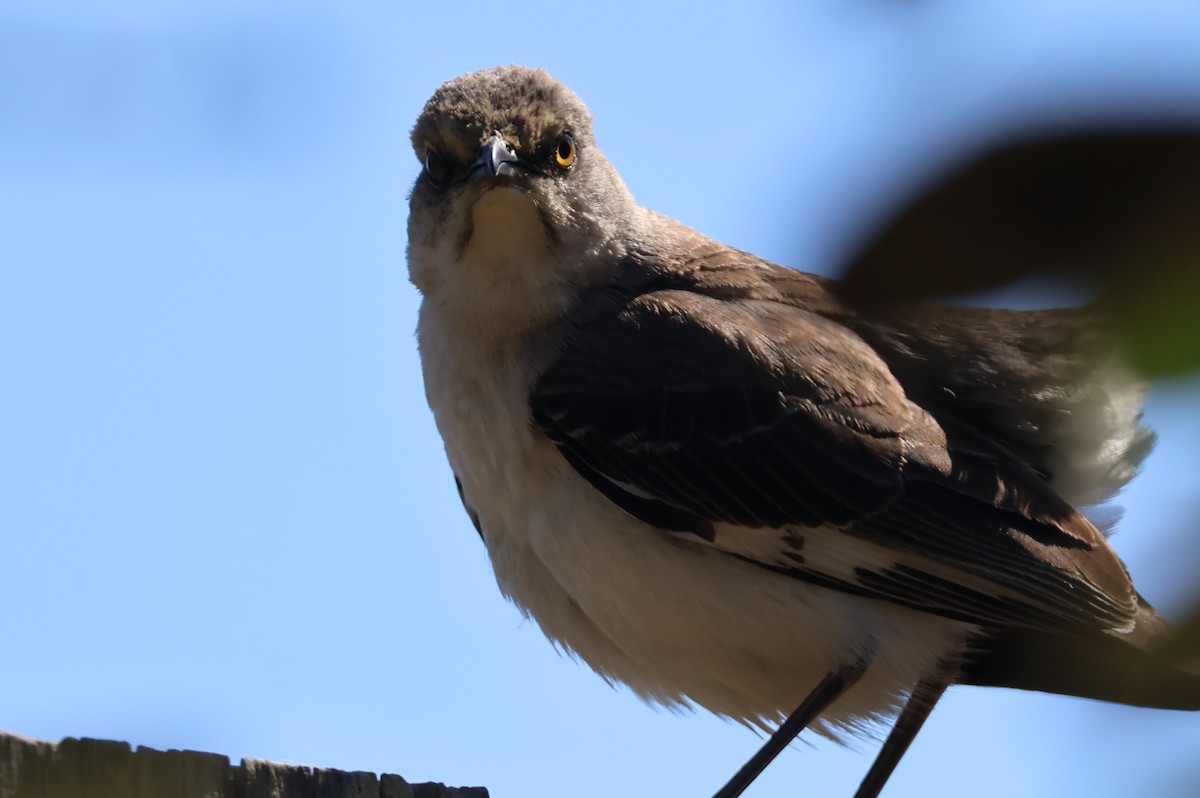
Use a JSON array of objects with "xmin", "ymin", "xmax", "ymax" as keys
[{"xmin": 531, "ymin": 286, "xmax": 1139, "ymax": 636}]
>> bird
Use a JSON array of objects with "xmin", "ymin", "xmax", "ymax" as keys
[{"xmin": 405, "ymin": 65, "xmax": 1200, "ymax": 797}]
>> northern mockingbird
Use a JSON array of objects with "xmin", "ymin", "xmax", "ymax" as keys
[{"xmin": 406, "ymin": 66, "xmax": 1199, "ymax": 797}]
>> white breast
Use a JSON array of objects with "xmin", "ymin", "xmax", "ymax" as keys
[{"xmin": 410, "ymin": 188, "xmax": 973, "ymax": 738}]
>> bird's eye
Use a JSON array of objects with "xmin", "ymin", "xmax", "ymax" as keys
[
  {"xmin": 554, "ymin": 134, "xmax": 576, "ymax": 169},
  {"xmin": 424, "ymin": 145, "xmax": 446, "ymax": 187}
]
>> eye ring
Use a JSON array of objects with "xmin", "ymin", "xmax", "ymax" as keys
[
  {"xmin": 424, "ymin": 145, "xmax": 447, "ymax": 187},
  {"xmin": 554, "ymin": 133, "xmax": 576, "ymax": 169}
]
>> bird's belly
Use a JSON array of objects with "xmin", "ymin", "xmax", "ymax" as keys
[
  {"xmin": 449, "ymin": 419, "xmax": 968, "ymax": 734},
  {"xmin": 493, "ymin": 457, "xmax": 970, "ymax": 735}
]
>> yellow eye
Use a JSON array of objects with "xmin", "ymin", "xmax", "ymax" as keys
[{"xmin": 554, "ymin": 134, "xmax": 576, "ymax": 168}]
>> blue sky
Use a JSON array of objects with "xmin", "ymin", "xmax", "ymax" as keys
[{"xmin": 3, "ymin": 2, "xmax": 1200, "ymax": 796}]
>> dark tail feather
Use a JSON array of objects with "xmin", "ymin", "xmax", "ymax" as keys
[
  {"xmin": 961, "ymin": 625, "xmax": 1200, "ymax": 711},
  {"xmin": 1156, "ymin": 604, "xmax": 1200, "ymax": 662}
]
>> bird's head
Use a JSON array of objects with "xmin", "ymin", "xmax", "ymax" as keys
[{"xmin": 407, "ymin": 66, "xmax": 636, "ymax": 309}]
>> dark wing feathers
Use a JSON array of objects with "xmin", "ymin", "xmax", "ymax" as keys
[
  {"xmin": 535, "ymin": 291, "xmax": 910, "ymax": 529},
  {"xmin": 531, "ymin": 267, "xmax": 1140, "ymax": 637},
  {"xmin": 839, "ymin": 301, "xmax": 1154, "ymax": 506}
]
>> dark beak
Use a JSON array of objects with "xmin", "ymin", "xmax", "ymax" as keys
[{"xmin": 469, "ymin": 134, "xmax": 526, "ymax": 180}]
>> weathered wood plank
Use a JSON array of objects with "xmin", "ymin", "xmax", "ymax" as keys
[
  {"xmin": 134, "ymin": 746, "xmax": 229, "ymax": 798},
  {"xmin": 0, "ymin": 732, "xmax": 488, "ymax": 798}
]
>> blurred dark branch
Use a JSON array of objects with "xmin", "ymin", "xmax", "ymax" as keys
[{"xmin": 835, "ymin": 127, "xmax": 1200, "ymax": 376}]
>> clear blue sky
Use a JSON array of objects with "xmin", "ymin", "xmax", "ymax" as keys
[{"xmin": 3, "ymin": 2, "xmax": 1200, "ymax": 796}]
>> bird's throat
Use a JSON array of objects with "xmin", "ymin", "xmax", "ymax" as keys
[
  {"xmin": 422, "ymin": 185, "xmax": 570, "ymax": 347},
  {"xmin": 460, "ymin": 185, "xmax": 553, "ymax": 268}
]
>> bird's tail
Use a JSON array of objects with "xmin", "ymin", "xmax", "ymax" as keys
[{"xmin": 961, "ymin": 603, "xmax": 1200, "ymax": 711}]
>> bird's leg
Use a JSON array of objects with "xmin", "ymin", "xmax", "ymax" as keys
[
  {"xmin": 852, "ymin": 672, "xmax": 950, "ymax": 798},
  {"xmin": 712, "ymin": 659, "xmax": 869, "ymax": 798}
]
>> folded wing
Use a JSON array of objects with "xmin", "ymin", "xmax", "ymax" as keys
[{"xmin": 532, "ymin": 282, "xmax": 1139, "ymax": 638}]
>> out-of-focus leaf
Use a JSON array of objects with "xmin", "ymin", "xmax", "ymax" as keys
[{"xmin": 1108, "ymin": 252, "xmax": 1200, "ymax": 376}]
